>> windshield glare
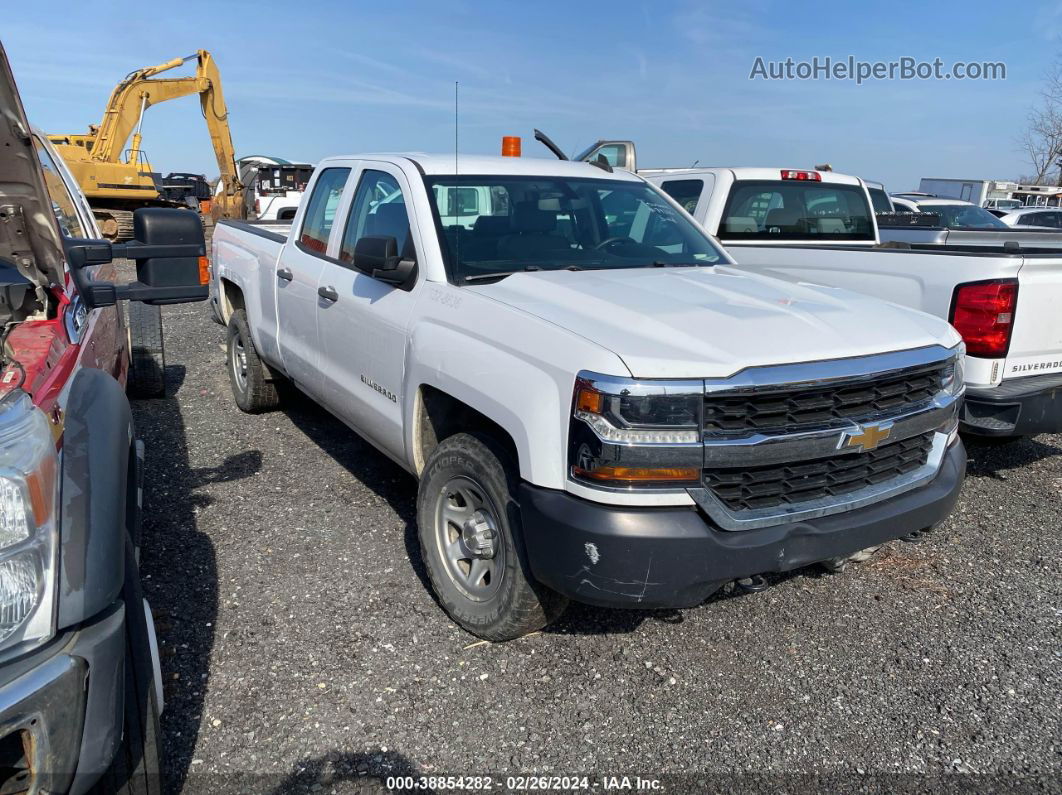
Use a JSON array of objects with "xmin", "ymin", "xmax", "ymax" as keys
[
  {"xmin": 920, "ymin": 204, "xmax": 1009, "ymax": 229},
  {"xmin": 424, "ymin": 175, "xmax": 725, "ymax": 282}
]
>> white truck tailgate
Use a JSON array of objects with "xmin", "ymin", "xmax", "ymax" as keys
[{"xmin": 1006, "ymin": 256, "xmax": 1062, "ymax": 380}]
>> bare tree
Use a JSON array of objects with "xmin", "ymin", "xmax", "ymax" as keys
[{"xmin": 1019, "ymin": 56, "xmax": 1062, "ymax": 185}]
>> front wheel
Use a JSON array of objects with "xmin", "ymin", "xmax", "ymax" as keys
[{"xmin": 417, "ymin": 433, "xmax": 567, "ymax": 641}]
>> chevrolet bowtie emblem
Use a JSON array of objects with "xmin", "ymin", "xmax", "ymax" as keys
[{"xmin": 840, "ymin": 422, "xmax": 893, "ymax": 452}]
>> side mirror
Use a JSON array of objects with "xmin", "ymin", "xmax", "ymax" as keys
[
  {"xmin": 352, "ymin": 235, "xmax": 416, "ymax": 287},
  {"xmin": 65, "ymin": 207, "xmax": 209, "ymax": 309}
]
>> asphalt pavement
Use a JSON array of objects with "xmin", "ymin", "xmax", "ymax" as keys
[{"xmin": 131, "ymin": 295, "xmax": 1061, "ymax": 794}]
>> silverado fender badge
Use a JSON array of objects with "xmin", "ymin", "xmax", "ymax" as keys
[
  {"xmin": 360, "ymin": 374, "xmax": 397, "ymax": 403},
  {"xmin": 839, "ymin": 422, "xmax": 893, "ymax": 452}
]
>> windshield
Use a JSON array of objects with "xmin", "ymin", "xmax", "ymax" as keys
[
  {"xmin": 719, "ymin": 180, "xmax": 874, "ymax": 241},
  {"xmin": 919, "ymin": 204, "xmax": 1009, "ymax": 229},
  {"xmin": 424, "ymin": 175, "xmax": 726, "ymax": 282},
  {"xmin": 867, "ymin": 187, "xmax": 893, "ymax": 213}
]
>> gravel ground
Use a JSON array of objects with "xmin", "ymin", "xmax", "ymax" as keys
[{"xmin": 129, "ymin": 294, "xmax": 1061, "ymax": 794}]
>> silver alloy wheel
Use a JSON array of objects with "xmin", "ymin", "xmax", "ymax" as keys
[
  {"xmin": 434, "ymin": 476, "xmax": 505, "ymax": 601},
  {"xmin": 231, "ymin": 334, "xmax": 248, "ymax": 393}
]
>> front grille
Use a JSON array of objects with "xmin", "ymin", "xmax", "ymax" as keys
[
  {"xmin": 702, "ymin": 432, "xmax": 935, "ymax": 513},
  {"xmin": 703, "ymin": 363, "xmax": 948, "ymax": 435}
]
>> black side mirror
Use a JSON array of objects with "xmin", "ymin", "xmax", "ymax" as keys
[
  {"xmin": 352, "ymin": 235, "xmax": 416, "ymax": 287},
  {"xmin": 65, "ymin": 207, "xmax": 208, "ymax": 309},
  {"xmin": 131, "ymin": 208, "xmax": 205, "ymax": 297}
]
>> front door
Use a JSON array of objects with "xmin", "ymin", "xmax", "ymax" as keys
[{"xmin": 315, "ymin": 165, "xmax": 421, "ymax": 458}]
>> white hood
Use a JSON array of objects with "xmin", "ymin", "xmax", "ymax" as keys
[{"xmin": 468, "ymin": 266, "xmax": 959, "ymax": 379}]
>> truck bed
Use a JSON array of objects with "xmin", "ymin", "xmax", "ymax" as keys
[
  {"xmin": 220, "ymin": 219, "xmax": 291, "ymax": 243},
  {"xmin": 725, "ymin": 243, "xmax": 1062, "ymax": 390},
  {"xmin": 879, "ymin": 224, "xmax": 1062, "ymax": 253},
  {"xmin": 211, "ymin": 219, "xmax": 291, "ymax": 369}
]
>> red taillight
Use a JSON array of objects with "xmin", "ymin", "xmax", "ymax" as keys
[
  {"xmin": 780, "ymin": 169, "xmax": 821, "ymax": 181},
  {"xmin": 950, "ymin": 280, "xmax": 1018, "ymax": 357},
  {"xmin": 254, "ymin": 198, "xmax": 261, "ymax": 214}
]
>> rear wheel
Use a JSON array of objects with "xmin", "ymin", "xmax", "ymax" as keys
[
  {"xmin": 227, "ymin": 309, "xmax": 281, "ymax": 413},
  {"xmin": 417, "ymin": 433, "xmax": 567, "ymax": 641},
  {"xmin": 90, "ymin": 538, "xmax": 163, "ymax": 795},
  {"xmin": 125, "ymin": 302, "xmax": 166, "ymax": 399}
]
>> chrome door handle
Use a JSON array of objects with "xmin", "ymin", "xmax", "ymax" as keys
[
  {"xmin": 277, "ymin": 267, "xmax": 293, "ymax": 281},
  {"xmin": 317, "ymin": 285, "xmax": 339, "ymax": 302}
]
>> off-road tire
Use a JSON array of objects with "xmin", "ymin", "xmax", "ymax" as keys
[
  {"xmin": 89, "ymin": 537, "xmax": 163, "ymax": 795},
  {"xmin": 417, "ymin": 433, "xmax": 567, "ymax": 641},
  {"xmin": 227, "ymin": 309, "xmax": 280, "ymax": 413},
  {"xmin": 125, "ymin": 302, "xmax": 166, "ymax": 399}
]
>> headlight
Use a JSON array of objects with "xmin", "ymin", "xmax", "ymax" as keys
[
  {"xmin": 941, "ymin": 345, "xmax": 966, "ymax": 397},
  {"xmin": 568, "ymin": 372, "xmax": 703, "ymax": 489},
  {"xmin": 0, "ymin": 393, "xmax": 59, "ymax": 653}
]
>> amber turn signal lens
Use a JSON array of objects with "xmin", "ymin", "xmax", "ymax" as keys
[
  {"xmin": 575, "ymin": 387, "xmax": 604, "ymax": 414},
  {"xmin": 573, "ymin": 465, "xmax": 699, "ymax": 483},
  {"xmin": 198, "ymin": 256, "xmax": 210, "ymax": 286},
  {"xmin": 25, "ymin": 455, "xmax": 57, "ymax": 525}
]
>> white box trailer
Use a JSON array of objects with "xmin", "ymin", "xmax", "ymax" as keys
[{"xmin": 917, "ymin": 178, "xmax": 1017, "ymax": 207}]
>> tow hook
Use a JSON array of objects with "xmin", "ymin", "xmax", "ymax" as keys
[
  {"xmin": 901, "ymin": 525, "xmax": 934, "ymax": 543},
  {"xmin": 734, "ymin": 574, "xmax": 769, "ymax": 594}
]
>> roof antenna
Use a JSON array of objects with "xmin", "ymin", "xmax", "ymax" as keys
[
  {"xmin": 691, "ymin": 159, "xmax": 700, "ymax": 168},
  {"xmin": 454, "ymin": 81, "xmax": 460, "ymax": 261}
]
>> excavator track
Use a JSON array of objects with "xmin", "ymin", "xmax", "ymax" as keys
[{"xmin": 94, "ymin": 208, "xmax": 136, "ymax": 242}]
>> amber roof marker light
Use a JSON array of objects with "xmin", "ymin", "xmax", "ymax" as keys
[{"xmin": 501, "ymin": 136, "xmax": 522, "ymax": 157}]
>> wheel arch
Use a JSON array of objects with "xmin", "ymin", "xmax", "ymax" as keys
[
  {"xmin": 57, "ymin": 368, "xmax": 136, "ymax": 630},
  {"xmin": 217, "ymin": 276, "xmax": 245, "ymax": 326},
  {"xmin": 412, "ymin": 385, "xmax": 521, "ymax": 477}
]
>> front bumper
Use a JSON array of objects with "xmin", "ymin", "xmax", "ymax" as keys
[
  {"xmin": 520, "ymin": 438, "xmax": 965, "ymax": 609},
  {"xmin": 962, "ymin": 371, "xmax": 1062, "ymax": 437},
  {"xmin": 0, "ymin": 602, "xmax": 126, "ymax": 794}
]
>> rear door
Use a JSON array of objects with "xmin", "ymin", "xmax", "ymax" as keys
[
  {"xmin": 1005, "ymin": 256, "xmax": 1062, "ymax": 381},
  {"xmin": 315, "ymin": 163, "xmax": 421, "ymax": 458},
  {"xmin": 276, "ymin": 165, "xmax": 352, "ymax": 394}
]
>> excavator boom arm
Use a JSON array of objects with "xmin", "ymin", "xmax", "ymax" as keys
[{"xmin": 89, "ymin": 49, "xmax": 242, "ymax": 201}]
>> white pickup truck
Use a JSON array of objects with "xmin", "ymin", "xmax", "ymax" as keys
[
  {"xmin": 568, "ymin": 140, "xmax": 1062, "ymax": 440},
  {"xmin": 211, "ymin": 153, "xmax": 966, "ymax": 640}
]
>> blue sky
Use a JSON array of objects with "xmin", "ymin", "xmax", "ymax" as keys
[{"xmin": 6, "ymin": 0, "xmax": 1061, "ymax": 190}]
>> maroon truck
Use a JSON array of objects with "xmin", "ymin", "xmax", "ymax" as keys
[{"xmin": 0, "ymin": 44, "xmax": 207, "ymax": 793}]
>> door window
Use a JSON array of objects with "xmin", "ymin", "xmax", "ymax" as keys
[
  {"xmin": 660, "ymin": 179, "xmax": 704, "ymax": 214},
  {"xmin": 33, "ymin": 139, "xmax": 88, "ymax": 238},
  {"xmin": 339, "ymin": 170, "xmax": 414, "ymax": 265},
  {"xmin": 298, "ymin": 168, "xmax": 351, "ymax": 254}
]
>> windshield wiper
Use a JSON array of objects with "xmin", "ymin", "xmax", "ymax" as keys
[
  {"xmin": 462, "ymin": 265, "xmax": 584, "ymax": 283},
  {"xmin": 651, "ymin": 261, "xmax": 703, "ymax": 267}
]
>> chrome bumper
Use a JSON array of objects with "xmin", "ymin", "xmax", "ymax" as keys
[
  {"xmin": 0, "ymin": 602, "xmax": 126, "ymax": 794},
  {"xmin": 0, "ymin": 655, "xmax": 88, "ymax": 793}
]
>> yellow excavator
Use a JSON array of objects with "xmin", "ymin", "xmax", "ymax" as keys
[{"xmin": 48, "ymin": 50, "xmax": 244, "ymax": 240}]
